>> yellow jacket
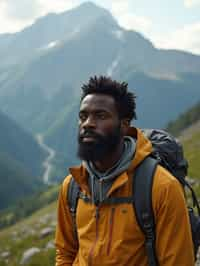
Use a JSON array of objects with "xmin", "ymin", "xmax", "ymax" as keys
[{"xmin": 55, "ymin": 127, "xmax": 194, "ymax": 266}]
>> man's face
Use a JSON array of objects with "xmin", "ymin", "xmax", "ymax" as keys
[{"xmin": 77, "ymin": 93, "xmax": 123, "ymax": 161}]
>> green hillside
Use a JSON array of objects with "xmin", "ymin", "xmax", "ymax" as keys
[
  {"xmin": 166, "ymin": 100, "xmax": 200, "ymax": 136},
  {"xmin": 0, "ymin": 185, "xmax": 59, "ymax": 229},
  {"xmin": 182, "ymin": 129, "xmax": 200, "ymax": 180},
  {"xmin": 0, "ymin": 202, "xmax": 57, "ymax": 266},
  {"xmin": 0, "ymin": 152, "xmax": 37, "ymax": 210},
  {"xmin": 0, "ymin": 109, "xmax": 46, "ymax": 177},
  {"xmin": 0, "ymin": 109, "xmax": 47, "ymax": 211},
  {"xmin": 0, "ymin": 184, "xmax": 60, "ymax": 266},
  {"xmin": 166, "ymin": 100, "xmax": 200, "ymax": 180},
  {"xmin": 44, "ymin": 103, "xmax": 79, "ymax": 170}
]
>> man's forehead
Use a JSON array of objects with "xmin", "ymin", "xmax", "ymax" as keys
[{"xmin": 80, "ymin": 94, "xmax": 116, "ymax": 110}]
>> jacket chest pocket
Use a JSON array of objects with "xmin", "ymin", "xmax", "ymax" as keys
[
  {"xmin": 76, "ymin": 200, "xmax": 144, "ymax": 246},
  {"xmin": 110, "ymin": 204, "xmax": 144, "ymax": 244}
]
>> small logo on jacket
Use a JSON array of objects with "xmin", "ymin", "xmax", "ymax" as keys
[{"xmin": 121, "ymin": 209, "xmax": 128, "ymax": 214}]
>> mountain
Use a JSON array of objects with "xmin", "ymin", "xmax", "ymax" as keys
[
  {"xmin": 0, "ymin": 2, "xmax": 199, "ymax": 131},
  {"xmin": 44, "ymin": 103, "xmax": 79, "ymax": 169},
  {"xmin": 0, "ymin": 2, "xmax": 114, "ymax": 67},
  {"xmin": 0, "ymin": 109, "xmax": 47, "ymax": 210},
  {"xmin": 126, "ymin": 72, "xmax": 200, "ymax": 128},
  {"xmin": 0, "ymin": 2, "xmax": 200, "ymax": 176},
  {"xmin": 0, "ymin": 109, "xmax": 46, "ymax": 177}
]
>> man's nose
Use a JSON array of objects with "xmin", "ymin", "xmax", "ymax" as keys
[{"xmin": 83, "ymin": 115, "xmax": 96, "ymax": 129}]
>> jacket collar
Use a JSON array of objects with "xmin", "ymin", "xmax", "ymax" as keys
[{"xmin": 69, "ymin": 127, "xmax": 152, "ymax": 194}]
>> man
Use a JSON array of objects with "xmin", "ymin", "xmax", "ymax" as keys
[{"xmin": 55, "ymin": 76, "xmax": 194, "ymax": 265}]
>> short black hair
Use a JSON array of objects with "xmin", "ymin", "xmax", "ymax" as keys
[{"xmin": 80, "ymin": 76, "xmax": 137, "ymax": 122}]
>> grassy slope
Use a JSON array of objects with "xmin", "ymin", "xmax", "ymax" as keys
[
  {"xmin": 167, "ymin": 100, "xmax": 200, "ymax": 191},
  {"xmin": 0, "ymin": 185, "xmax": 59, "ymax": 229},
  {"xmin": 180, "ymin": 121, "xmax": 200, "ymax": 180},
  {"xmin": 166, "ymin": 101, "xmax": 200, "ymax": 136},
  {"xmin": 178, "ymin": 120, "xmax": 200, "ymax": 200},
  {"xmin": 0, "ymin": 202, "xmax": 57, "ymax": 266},
  {"xmin": 0, "ymin": 185, "xmax": 59, "ymax": 265}
]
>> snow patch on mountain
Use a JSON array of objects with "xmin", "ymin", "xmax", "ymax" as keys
[
  {"xmin": 107, "ymin": 55, "xmax": 121, "ymax": 76},
  {"xmin": 38, "ymin": 27, "xmax": 81, "ymax": 51},
  {"xmin": 71, "ymin": 27, "xmax": 81, "ymax": 36},
  {"xmin": 112, "ymin": 30, "xmax": 124, "ymax": 41},
  {"xmin": 40, "ymin": 40, "xmax": 60, "ymax": 51}
]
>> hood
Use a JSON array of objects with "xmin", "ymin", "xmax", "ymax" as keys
[{"xmin": 69, "ymin": 127, "xmax": 152, "ymax": 195}]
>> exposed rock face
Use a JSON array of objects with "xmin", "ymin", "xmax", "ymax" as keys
[
  {"xmin": 0, "ymin": 251, "xmax": 10, "ymax": 259},
  {"xmin": 40, "ymin": 227, "xmax": 54, "ymax": 238},
  {"xmin": 45, "ymin": 240, "xmax": 55, "ymax": 250},
  {"xmin": 38, "ymin": 213, "xmax": 56, "ymax": 225},
  {"xmin": 20, "ymin": 247, "xmax": 41, "ymax": 265}
]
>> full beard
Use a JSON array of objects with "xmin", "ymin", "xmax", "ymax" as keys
[{"xmin": 77, "ymin": 125, "xmax": 122, "ymax": 162}]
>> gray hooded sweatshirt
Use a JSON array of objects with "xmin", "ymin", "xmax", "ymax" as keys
[{"xmin": 83, "ymin": 136, "xmax": 136, "ymax": 205}]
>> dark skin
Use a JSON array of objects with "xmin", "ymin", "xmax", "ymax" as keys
[{"xmin": 79, "ymin": 93, "xmax": 129, "ymax": 172}]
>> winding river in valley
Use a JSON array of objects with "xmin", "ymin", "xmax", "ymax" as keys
[{"xmin": 36, "ymin": 134, "xmax": 56, "ymax": 184}]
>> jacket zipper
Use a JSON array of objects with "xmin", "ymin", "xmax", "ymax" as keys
[
  {"xmin": 99, "ymin": 179, "xmax": 103, "ymax": 203},
  {"xmin": 107, "ymin": 207, "xmax": 115, "ymax": 255},
  {"xmin": 88, "ymin": 206, "xmax": 100, "ymax": 266}
]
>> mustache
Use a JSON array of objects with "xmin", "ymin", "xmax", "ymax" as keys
[{"xmin": 79, "ymin": 129, "xmax": 101, "ymax": 139}]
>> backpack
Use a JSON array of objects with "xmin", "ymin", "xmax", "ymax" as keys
[{"xmin": 67, "ymin": 129, "xmax": 200, "ymax": 265}]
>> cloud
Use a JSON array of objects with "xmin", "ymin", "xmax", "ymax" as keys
[
  {"xmin": 38, "ymin": 0, "xmax": 76, "ymax": 15},
  {"xmin": 2, "ymin": 0, "xmax": 41, "ymax": 20},
  {"xmin": 110, "ymin": 0, "xmax": 200, "ymax": 55},
  {"xmin": 184, "ymin": 0, "xmax": 200, "ymax": 8},
  {"xmin": 2, "ymin": 0, "xmax": 76, "ymax": 20},
  {"xmin": 0, "ymin": 0, "xmax": 76, "ymax": 33},
  {"xmin": 0, "ymin": 1, "xmax": 33, "ymax": 33},
  {"xmin": 111, "ymin": 0, "xmax": 130, "ymax": 15},
  {"xmin": 154, "ymin": 22, "xmax": 200, "ymax": 55},
  {"xmin": 110, "ymin": 0, "xmax": 152, "ymax": 34},
  {"xmin": 118, "ymin": 14, "xmax": 152, "ymax": 33}
]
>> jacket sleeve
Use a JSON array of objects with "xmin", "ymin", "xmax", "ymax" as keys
[
  {"xmin": 55, "ymin": 176, "xmax": 78, "ymax": 266},
  {"xmin": 153, "ymin": 167, "xmax": 195, "ymax": 266}
]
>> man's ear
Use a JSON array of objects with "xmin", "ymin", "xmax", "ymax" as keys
[{"xmin": 121, "ymin": 118, "xmax": 130, "ymax": 135}]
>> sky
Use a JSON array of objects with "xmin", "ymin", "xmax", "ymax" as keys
[{"xmin": 0, "ymin": 0, "xmax": 200, "ymax": 55}]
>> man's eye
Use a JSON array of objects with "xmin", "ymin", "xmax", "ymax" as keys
[
  {"xmin": 79, "ymin": 114, "xmax": 87, "ymax": 121},
  {"xmin": 96, "ymin": 113, "xmax": 106, "ymax": 119}
]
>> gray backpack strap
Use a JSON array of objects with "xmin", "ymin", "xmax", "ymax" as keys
[
  {"xmin": 67, "ymin": 176, "xmax": 80, "ymax": 241},
  {"xmin": 133, "ymin": 157, "xmax": 158, "ymax": 266}
]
